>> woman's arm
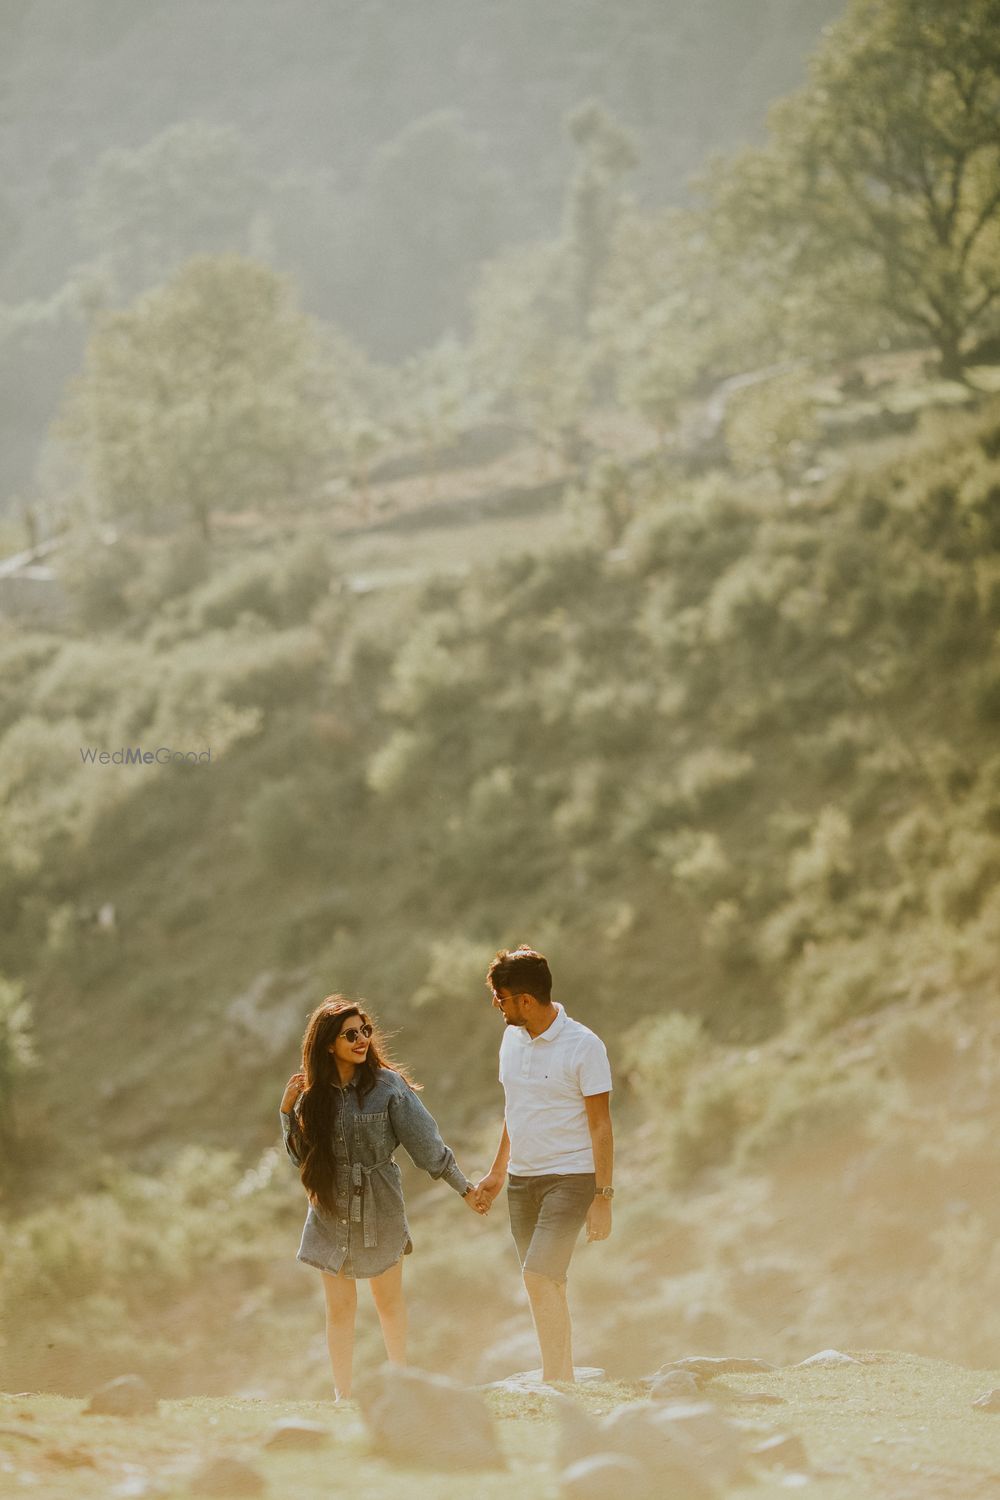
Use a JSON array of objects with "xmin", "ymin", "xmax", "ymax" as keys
[
  {"xmin": 279, "ymin": 1070, "xmax": 306, "ymax": 1166},
  {"xmin": 386, "ymin": 1079, "xmax": 472, "ymax": 1197},
  {"xmin": 279, "ymin": 1105, "xmax": 303, "ymax": 1166}
]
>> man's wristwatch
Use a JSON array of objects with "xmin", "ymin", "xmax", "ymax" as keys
[{"xmin": 594, "ymin": 1186, "xmax": 615, "ymax": 1200}]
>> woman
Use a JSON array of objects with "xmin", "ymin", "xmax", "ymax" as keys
[{"xmin": 279, "ymin": 995, "xmax": 484, "ymax": 1400}]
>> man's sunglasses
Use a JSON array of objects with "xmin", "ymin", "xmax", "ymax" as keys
[{"xmin": 340, "ymin": 1024, "xmax": 373, "ymax": 1044}]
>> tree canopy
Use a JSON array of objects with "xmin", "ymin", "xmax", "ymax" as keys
[{"xmin": 61, "ymin": 256, "xmax": 331, "ymax": 540}]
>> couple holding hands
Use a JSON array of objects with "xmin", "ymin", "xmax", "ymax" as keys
[{"xmin": 279, "ymin": 946, "xmax": 614, "ymax": 1399}]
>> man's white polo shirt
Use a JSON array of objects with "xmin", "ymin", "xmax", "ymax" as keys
[{"xmin": 499, "ymin": 1002, "xmax": 612, "ymax": 1176}]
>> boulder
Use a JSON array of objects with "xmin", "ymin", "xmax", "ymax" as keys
[
  {"xmin": 262, "ymin": 1417, "xmax": 332, "ymax": 1449},
  {"xmin": 362, "ymin": 1366, "xmax": 504, "ymax": 1471},
  {"xmin": 560, "ymin": 1453, "xmax": 648, "ymax": 1500},
  {"xmin": 650, "ymin": 1370, "xmax": 701, "ymax": 1401},
  {"xmin": 83, "ymin": 1375, "xmax": 158, "ymax": 1417},
  {"xmin": 650, "ymin": 1400, "xmax": 748, "ymax": 1487},
  {"xmin": 552, "ymin": 1394, "xmax": 737, "ymax": 1498},
  {"xmin": 794, "ymin": 1350, "xmax": 859, "ymax": 1368},
  {"xmin": 752, "ymin": 1432, "xmax": 809, "ymax": 1470}
]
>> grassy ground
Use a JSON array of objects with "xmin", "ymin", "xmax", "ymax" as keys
[{"xmin": 3, "ymin": 1355, "xmax": 999, "ymax": 1498}]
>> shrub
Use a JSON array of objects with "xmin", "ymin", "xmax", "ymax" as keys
[
  {"xmin": 788, "ymin": 806, "xmax": 854, "ymax": 900},
  {"xmin": 739, "ymin": 1059, "xmax": 887, "ymax": 1167},
  {"xmin": 623, "ymin": 1012, "xmax": 707, "ymax": 1107},
  {"xmin": 668, "ymin": 831, "xmax": 735, "ymax": 903},
  {"xmin": 671, "ymin": 1067, "xmax": 754, "ymax": 1183},
  {"xmin": 929, "ymin": 828, "xmax": 1000, "ymax": 923},
  {"xmin": 676, "ymin": 747, "xmax": 755, "ymax": 817},
  {"xmin": 239, "ymin": 776, "xmax": 318, "ymax": 873}
]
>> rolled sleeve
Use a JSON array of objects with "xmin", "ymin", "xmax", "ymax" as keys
[
  {"xmin": 280, "ymin": 1106, "xmax": 303, "ymax": 1166},
  {"xmin": 387, "ymin": 1082, "xmax": 470, "ymax": 1196},
  {"xmin": 576, "ymin": 1034, "xmax": 613, "ymax": 1097}
]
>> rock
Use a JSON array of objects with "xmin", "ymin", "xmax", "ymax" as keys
[
  {"xmin": 599, "ymin": 1404, "xmax": 716, "ymax": 1497},
  {"xmin": 973, "ymin": 1389, "xmax": 1000, "ymax": 1412},
  {"xmin": 83, "ymin": 1375, "xmax": 158, "ymax": 1416},
  {"xmin": 481, "ymin": 1365, "xmax": 605, "ymax": 1393},
  {"xmin": 650, "ymin": 1369, "xmax": 701, "ymax": 1401},
  {"xmin": 553, "ymin": 1395, "xmax": 739, "ymax": 1498},
  {"xmin": 559, "ymin": 1453, "xmax": 648, "ymax": 1500},
  {"xmin": 362, "ymin": 1365, "xmax": 504, "ymax": 1471},
  {"xmin": 648, "ymin": 1356, "xmax": 776, "ymax": 1385},
  {"xmin": 794, "ymin": 1350, "xmax": 859, "ymax": 1368},
  {"xmin": 262, "ymin": 1416, "xmax": 332, "ymax": 1449},
  {"xmin": 188, "ymin": 1456, "xmax": 267, "ymax": 1496},
  {"xmin": 753, "ymin": 1432, "xmax": 810, "ymax": 1470},
  {"xmin": 652, "ymin": 1400, "xmax": 748, "ymax": 1487}
]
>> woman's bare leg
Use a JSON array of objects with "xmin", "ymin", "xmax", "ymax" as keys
[
  {"xmin": 368, "ymin": 1258, "xmax": 407, "ymax": 1366},
  {"xmin": 321, "ymin": 1269, "xmax": 358, "ymax": 1398}
]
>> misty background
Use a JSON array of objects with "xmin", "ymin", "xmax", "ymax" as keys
[{"xmin": 1, "ymin": 6, "xmax": 1000, "ymax": 1480}]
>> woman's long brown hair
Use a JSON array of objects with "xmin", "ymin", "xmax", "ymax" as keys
[{"xmin": 292, "ymin": 995, "xmax": 418, "ymax": 1215}]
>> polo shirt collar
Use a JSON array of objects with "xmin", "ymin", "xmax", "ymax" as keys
[{"xmin": 525, "ymin": 1001, "xmax": 566, "ymax": 1043}]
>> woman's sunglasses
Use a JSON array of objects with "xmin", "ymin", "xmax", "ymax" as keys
[{"xmin": 340, "ymin": 1024, "xmax": 373, "ymax": 1044}]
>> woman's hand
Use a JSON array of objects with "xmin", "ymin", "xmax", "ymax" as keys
[
  {"xmin": 463, "ymin": 1186, "xmax": 489, "ymax": 1215},
  {"xmin": 281, "ymin": 1071, "xmax": 305, "ymax": 1113}
]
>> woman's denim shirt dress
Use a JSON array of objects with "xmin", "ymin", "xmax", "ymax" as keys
[{"xmin": 280, "ymin": 1067, "xmax": 470, "ymax": 1278}]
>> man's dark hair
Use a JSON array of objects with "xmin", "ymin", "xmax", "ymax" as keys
[{"xmin": 487, "ymin": 946, "xmax": 552, "ymax": 1004}]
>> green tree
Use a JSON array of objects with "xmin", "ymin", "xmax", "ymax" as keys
[
  {"xmin": 79, "ymin": 121, "xmax": 262, "ymax": 299},
  {"xmin": 349, "ymin": 110, "xmax": 510, "ymax": 358},
  {"xmin": 703, "ymin": 0, "xmax": 1000, "ymax": 378},
  {"xmin": 563, "ymin": 100, "xmax": 638, "ymax": 328},
  {"xmin": 61, "ymin": 256, "xmax": 331, "ymax": 541},
  {"xmin": 470, "ymin": 241, "xmax": 593, "ymax": 465}
]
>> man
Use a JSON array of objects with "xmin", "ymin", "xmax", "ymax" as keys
[{"xmin": 476, "ymin": 946, "xmax": 614, "ymax": 1383}]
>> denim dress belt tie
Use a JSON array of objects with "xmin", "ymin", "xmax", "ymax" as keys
[{"xmin": 351, "ymin": 1154, "xmax": 394, "ymax": 1249}]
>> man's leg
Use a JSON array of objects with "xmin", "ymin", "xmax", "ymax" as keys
[
  {"xmin": 522, "ymin": 1270, "xmax": 574, "ymax": 1382},
  {"xmin": 516, "ymin": 1174, "xmax": 595, "ymax": 1384}
]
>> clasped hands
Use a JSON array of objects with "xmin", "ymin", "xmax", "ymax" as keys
[{"xmin": 463, "ymin": 1172, "xmax": 504, "ymax": 1216}]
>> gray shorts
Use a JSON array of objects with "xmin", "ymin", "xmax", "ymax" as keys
[{"xmin": 507, "ymin": 1172, "xmax": 596, "ymax": 1284}]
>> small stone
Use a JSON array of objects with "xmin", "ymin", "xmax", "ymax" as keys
[
  {"xmin": 262, "ymin": 1417, "xmax": 331, "ymax": 1449},
  {"xmin": 650, "ymin": 1370, "xmax": 701, "ymax": 1401},
  {"xmin": 972, "ymin": 1389, "xmax": 1000, "ymax": 1412},
  {"xmin": 83, "ymin": 1375, "xmax": 158, "ymax": 1417},
  {"xmin": 753, "ymin": 1432, "xmax": 809, "ymax": 1470},
  {"xmin": 560, "ymin": 1453, "xmax": 648, "ymax": 1500},
  {"xmin": 794, "ymin": 1349, "xmax": 859, "ymax": 1368},
  {"xmin": 188, "ymin": 1455, "xmax": 267, "ymax": 1496}
]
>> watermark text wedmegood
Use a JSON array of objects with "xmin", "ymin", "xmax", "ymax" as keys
[{"xmin": 79, "ymin": 746, "xmax": 211, "ymax": 765}]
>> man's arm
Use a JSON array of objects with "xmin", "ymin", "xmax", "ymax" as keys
[
  {"xmin": 475, "ymin": 1121, "xmax": 510, "ymax": 1208},
  {"xmin": 584, "ymin": 1092, "xmax": 613, "ymax": 1242}
]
